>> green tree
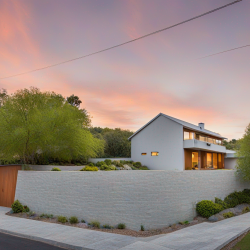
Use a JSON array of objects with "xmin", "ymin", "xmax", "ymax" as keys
[
  {"xmin": 66, "ymin": 94, "xmax": 82, "ymax": 108},
  {"xmin": 0, "ymin": 87, "xmax": 104, "ymax": 164},
  {"xmin": 223, "ymin": 139, "xmax": 239, "ymax": 150},
  {"xmin": 89, "ymin": 127, "xmax": 133, "ymax": 157},
  {"xmin": 236, "ymin": 124, "xmax": 250, "ymax": 180}
]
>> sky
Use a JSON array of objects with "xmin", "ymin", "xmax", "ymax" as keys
[{"xmin": 0, "ymin": 0, "xmax": 249, "ymax": 140}]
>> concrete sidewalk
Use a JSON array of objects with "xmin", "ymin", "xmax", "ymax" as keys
[{"xmin": 1, "ymin": 206, "xmax": 250, "ymax": 250}]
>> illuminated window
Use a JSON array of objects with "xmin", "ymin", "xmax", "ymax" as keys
[
  {"xmin": 151, "ymin": 152, "xmax": 159, "ymax": 156},
  {"xmin": 141, "ymin": 153, "xmax": 147, "ymax": 156}
]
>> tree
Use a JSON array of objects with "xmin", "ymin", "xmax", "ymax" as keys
[
  {"xmin": 66, "ymin": 94, "xmax": 82, "ymax": 108},
  {"xmin": 89, "ymin": 127, "xmax": 133, "ymax": 157},
  {"xmin": 0, "ymin": 87, "xmax": 104, "ymax": 164},
  {"xmin": 223, "ymin": 139, "xmax": 240, "ymax": 150},
  {"xmin": 236, "ymin": 124, "xmax": 250, "ymax": 180}
]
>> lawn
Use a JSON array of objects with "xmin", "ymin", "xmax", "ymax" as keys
[{"xmin": 232, "ymin": 232, "xmax": 250, "ymax": 250}]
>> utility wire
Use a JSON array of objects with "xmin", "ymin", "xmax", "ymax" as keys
[
  {"xmin": 0, "ymin": 0, "xmax": 242, "ymax": 80},
  {"xmin": 197, "ymin": 44, "xmax": 250, "ymax": 59}
]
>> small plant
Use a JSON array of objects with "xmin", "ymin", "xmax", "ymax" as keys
[
  {"xmin": 139, "ymin": 166, "xmax": 149, "ymax": 170},
  {"xmin": 81, "ymin": 219, "xmax": 86, "ymax": 223},
  {"xmin": 103, "ymin": 224, "xmax": 112, "ymax": 229},
  {"xmin": 112, "ymin": 160, "xmax": 119, "ymax": 166},
  {"xmin": 223, "ymin": 212, "xmax": 235, "ymax": 218},
  {"xmin": 196, "ymin": 200, "xmax": 223, "ymax": 218},
  {"xmin": 141, "ymin": 225, "xmax": 145, "ymax": 231},
  {"xmin": 57, "ymin": 216, "xmax": 68, "ymax": 223},
  {"xmin": 28, "ymin": 211, "xmax": 35, "ymax": 217},
  {"xmin": 51, "ymin": 167, "xmax": 61, "ymax": 171},
  {"xmin": 133, "ymin": 162, "xmax": 142, "ymax": 168},
  {"xmin": 40, "ymin": 213, "xmax": 45, "ymax": 218},
  {"xmin": 96, "ymin": 161, "xmax": 105, "ymax": 167},
  {"xmin": 40, "ymin": 214, "xmax": 53, "ymax": 218},
  {"xmin": 242, "ymin": 207, "xmax": 250, "ymax": 213},
  {"xmin": 117, "ymin": 223, "xmax": 126, "ymax": 229},
  {"xmin": 80, "ymin": 166, "xmax": 98, "ymax": 171},
  {"xmin": 104, "ymin": 159, "xmax": 112, "ymax": 166},
  {"xmin": 23, "ymin": 205, "xmax": 30, "ymax": 213},
  {"xmin": 69, "ymin": 216, "xmax": 79, "ymax": 224},
  {"xmin": 90, "ymin": 221, "xmax": 100, "ymax": 228},
  {"xmin": 215, "ymin": 197, "xmax": 228, "ymax": 209},
  {"xmin": 11, "ymin": 200, "xmax": 24, "ymax": 213},
  {"xmin": 87, "ymin": 163, "xmax": 95, "ymax": 167}
]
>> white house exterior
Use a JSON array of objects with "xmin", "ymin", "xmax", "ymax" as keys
[{"xmin": 129, "ymin": 113, "xmax": 237, "ymax": 171}]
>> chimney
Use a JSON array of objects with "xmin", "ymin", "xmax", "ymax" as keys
[{"xmin": 199, "ymin": 123, "xmax": 204, "ymax": 130}]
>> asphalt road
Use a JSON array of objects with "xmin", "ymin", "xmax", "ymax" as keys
[{"xmin": 0, "ymin": 232, "xmax": 90, "ymax": 250}]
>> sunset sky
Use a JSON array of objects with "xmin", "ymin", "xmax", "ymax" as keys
[{"xmin": 0, "ymin": 0, "xmax": 249, "ymax": 140}]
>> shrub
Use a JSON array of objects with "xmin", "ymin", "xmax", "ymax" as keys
[
  {"xmin": 103, "ymin": 224, "xmax": 112, "ymax": 229},
  {"xmin": 117, "ymin": 223, "xmax": 126, "ymax": 229},
  {"xmin": 141, "ymin": 225, "xmax": 145, "ymax": 231},
  {"xmin": 23, "ymin": 205, "xmax": 30, "ymax": 213},
  {"xmin": 179, "ymin": 221, "xmax": 189, "ymax": 225},
  {"xmin": 87, "ymin": 163, "xmax": 95, "ymax": 167},
  {"xmin": 139, "ymin": 166, "xmax": 149, "ymax": 170},
  {"xmin": 96, "ymin": 161, "xmax": 105, "ymax": 167},
  {"xmin": 41, "ymin": 214, "xmax": 53, "ymax": 218},
  {"xmin": 196, "ymin": 200, "xmax": 223, "ymax": 218},
  {"xmin": 215, "ymin": 197, "xmax": 228, "ymax": 209},
  {"xmin": 57, "ymin": 216, "xmax": 68, "ymax": 223},
  {"xmin": 133, "ymin": 162, "xmax": 142, "ymax": 168},
  {"xmin": 243, "ymin": 189, "xmax": 250, "ymax": 196},
  {"xmin": 104, "ymin": 159, "xmax": 112, "ymax": 166},
  {"xmin": 242, "ymin": 207, "xmax": 250, "ymax": 213},
  {"xmin": 224, "ymin": 191, "xmax": 250, "ymax": 208},
  {"xmin": 223, "ymin": 212, "xmax": 235, "ymax": 218},
  {"xmin": 100, "ymin": 165, "xmax": 116, "ymax": 171},
  {"xmin": 118, "ymin": 163, "xmax": 124, "ymax": 168},
  {"xmin": 51, "ymin": 167, "xmax": 61, "ymax": 171},
  {"xmin": 112, "ymin": 160, "xmax": 119, "ymax": 166},
  {"xmin": 80, "ymin": 166, "xmax": 98, "ymax": 171},
  {"xmin": 11, "ymin": 200, "xmax": 24, "ymax": 213},
  {"xmin": 81, "ymin": 219, "xmax": 86, "ymax": 223},
  {"xmin": 69, "ymin": 216, "xmax": 78, "ymax": 224},
  {"xmin": 90, "ymin": 221, "xmax": 100, "ymax": 228}
]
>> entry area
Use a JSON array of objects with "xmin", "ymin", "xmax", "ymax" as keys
[
  {"xmin": 185, "ymin": 150, "xmax": 224, "ymax": 170},
  {"xmin": 0, "ymin": 165, "xmax": 22, "ymax": 207}
]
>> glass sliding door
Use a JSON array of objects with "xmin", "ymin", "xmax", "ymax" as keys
[
  {"xmin": 207, "ymin": 153, "xmax": 212, "ymax": 168},
  {"xmin": 213, "ymin": 153, "xmax": 218, "ymax": 169}
]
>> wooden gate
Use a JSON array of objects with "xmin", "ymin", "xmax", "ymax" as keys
[{"xmin": 0, "ymin": 165, "xmax": 22, "ymax": 207}]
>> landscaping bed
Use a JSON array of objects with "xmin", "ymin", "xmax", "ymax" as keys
[{"xmin": 7, "ymin": 209, "xmax": 207, "ymax": 237}]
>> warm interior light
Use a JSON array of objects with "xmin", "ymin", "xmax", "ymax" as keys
[
  {"xmin": 151, "ymin": 152, "xmax": 159, "ymax": 156},
  {"xmin": 141, "ymin": 153, "xmax": 147, "ymax": 155}
]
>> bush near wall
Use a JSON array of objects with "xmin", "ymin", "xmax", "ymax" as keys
[{"xmin": 197, "ymin": 189, "xmax": 250, "ymax": 218}]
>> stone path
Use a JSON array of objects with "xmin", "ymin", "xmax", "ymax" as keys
[{"xmin": 1, "ymin": 206, "xmax": 250, "ymax": 250}]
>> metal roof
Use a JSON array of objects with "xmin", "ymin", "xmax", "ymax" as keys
[{"xmin": 128, "ymin": 113, "xmax": 227, "ymax": 140}]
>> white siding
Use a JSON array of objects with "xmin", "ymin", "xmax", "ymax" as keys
[
  {"xmin": 225, "ymin": 158, "xmax": 237, "ymax": 170},
  {"xmin": 131, "ymin": 115, "xmax": 184, "ymax": 170}
]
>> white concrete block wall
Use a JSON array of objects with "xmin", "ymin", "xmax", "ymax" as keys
[{"xmin": 15, "ymin": 170, "xmax": 250, "ymax": 231}]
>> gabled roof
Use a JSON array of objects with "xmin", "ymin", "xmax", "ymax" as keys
[{"xmin": 128, "ymin": 113, "xmax": 227, "ymax": 140}]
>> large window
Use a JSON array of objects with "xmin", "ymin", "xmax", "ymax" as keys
[{"xmin": 184, "ymin": 131, "xmax": 194, "ymax": 140}]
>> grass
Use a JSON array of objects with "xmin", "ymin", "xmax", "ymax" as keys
[{"xmin": 232, "ymin": 232, "xmax": 250, "ymax": 249}]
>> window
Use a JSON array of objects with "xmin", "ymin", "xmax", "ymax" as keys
[
  {"xmin": 151, "ymin": 152, "xmax": 159, "ymax": 156},
  {"xmin": 184, "ymin": 131, "xmax": 194, "ymax": 140},
  {"xmin": 141, "ymin": 153, "xmax": 147, "ymax": 156}
]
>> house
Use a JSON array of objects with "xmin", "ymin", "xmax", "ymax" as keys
[{"xmin": 128, "ymin": 113, "xmax": 236, "ymax": 171}]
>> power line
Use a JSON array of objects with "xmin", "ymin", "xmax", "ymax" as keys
[
  {"xmin": 197, "ymin": 44, "xmax": 250, "ymax": 59},
  {"xmin": 0, "ymin": 0, "xmax": 242, "ymax": 80}
]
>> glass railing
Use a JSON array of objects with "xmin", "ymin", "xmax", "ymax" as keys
[{"xmin": 184, "ymin": 131, "xmax": 222, "ymax": 146}]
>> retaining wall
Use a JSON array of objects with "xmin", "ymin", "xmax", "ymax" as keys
[{"xmin": 15, "ymin": 170, "xmax": 250, "ymax": 231}]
